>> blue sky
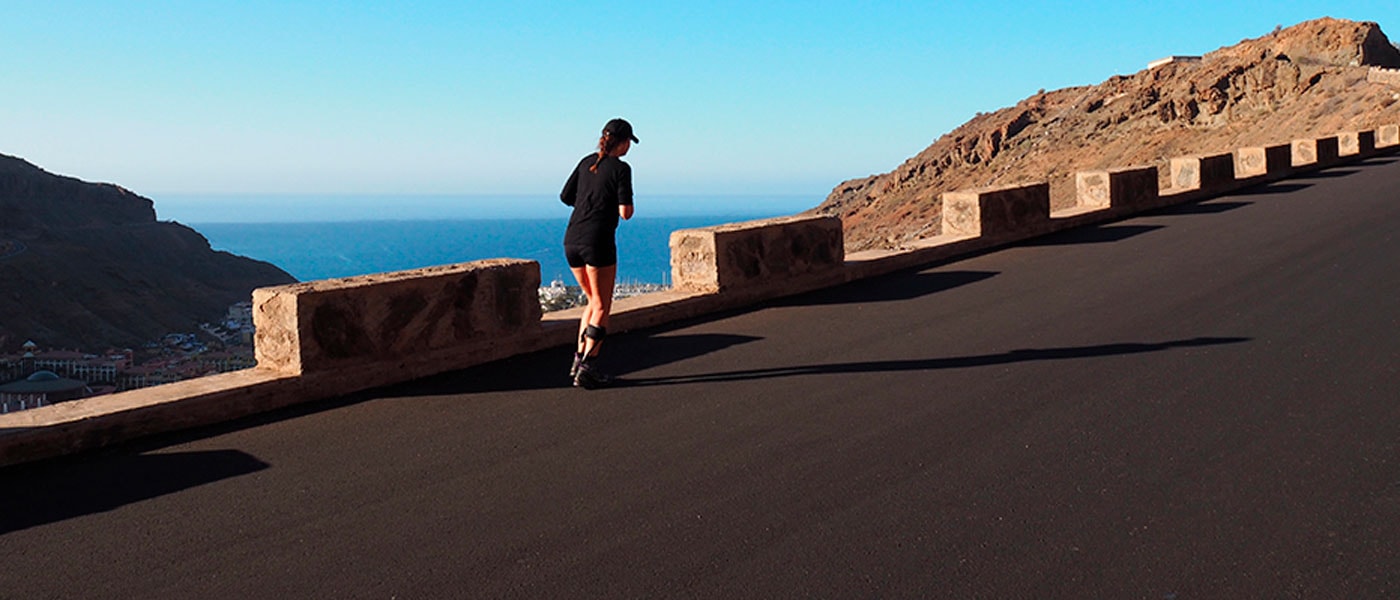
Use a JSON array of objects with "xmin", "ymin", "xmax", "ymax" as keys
[{"xmin": 3, "ymin": 1, "xmax": 1396, "ymax": 201}]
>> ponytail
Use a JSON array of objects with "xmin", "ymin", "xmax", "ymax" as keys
[
  {"xmin": 589, "ymin": 134, "xmax": 608, "ymax": 173},
  {"xmin": 589, "ymin": 132, "xmax": 627, "ymax": 173}
]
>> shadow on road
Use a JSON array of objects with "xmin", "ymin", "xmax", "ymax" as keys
[
  {"xmin": 1154, "ymin": 200, "xmax": 1251, "ymax": 216},
  {"xmin": 404, "ymin": 270, "xmax": 1003, "ymax": 394},
  {"xmin": 1295, "ymin": 168, "xmax": 1361, "ymax": 179},
  {"xmin": 771, "ymin": 270, "xmax": 998, "ymax": 307},
  {"xmin": 1018, "ymin": 224, "xmax": 1165, "ymax": 247},
  {"xmin": 617, "ymin": 336, "xmax": 1250, "ymax": 387},
  {"xmin": 0, "ymin": 449, "xmax": 269, "ymax": 535},
  {"xmin": 1233, "ymin": 182, "xmax": 1314, "ymax": 196},
  {"xmin": 398, "ymin": 332, "xmax": 766, "ymax": 395}
]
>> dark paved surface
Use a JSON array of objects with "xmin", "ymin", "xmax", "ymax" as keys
[{"xmin": 4, "ymin": 158, "xmax": 1400, "ymax": 599}]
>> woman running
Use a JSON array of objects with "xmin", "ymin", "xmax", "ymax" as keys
[{"xmin": 560, "ymin": 118, "xmax": 637, "ymax": 388}]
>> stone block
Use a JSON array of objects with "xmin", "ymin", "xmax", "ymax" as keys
[
  {"xmin": 1359, "ymin": 130, "xmax": 1377, "ymax": 156},
  {"xmin": 670, "ymin": 215, "xmax": 843, "ymax": 293},
  {"xmin": 1369, "ymin": 67, "xmax": 1400, "ymax": 87},
  {"xmin": 1169, "ymin": 153, "xmax": 1234, "ymax": 192},
  {"xmin": 1264, "ymin": 144, "xmax": 1295, "ymax": 176},
  {"xmin": 1378, "ymin": 124, "xmax": 1399, "ymax": 148},
  {"xmin": 1075, "ymin": 167, "xmax": 1158, "ymax": 211},
  {"xmin": 1315, "ymin": 136, "xmax": 1340, "ymax": 165},
  {"xmin": 1292, "ymin": 138, "xmax": 1317, "ymax": 166},
  {"xmin": 1235, "ymin": 145, "xmax": 1293, "ymax": 179},
  {"xmin": 253, "ymin": 259, "xmax": 542, "ymax": 374},
  {"xmin": 1293, "ymin": 137, "xmax": 1340, "ymax": 167},
  {"xmin": 1338, "ymin": 131, "xmax": 1376, "ymax": 157},
  {"xmin": 1234, "ymin": 147, "xmax": 1267, "ymax": 179},
  {"xmin": 1074, "ymin": 171, "xmax": 1111, "ymax": 210},
  {"xmin": 941, "ymin": 182, "xmax": 1051, "ymax": 238}
]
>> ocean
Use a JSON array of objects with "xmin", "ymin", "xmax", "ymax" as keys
[{"xmin": 162, "ymin": 195, "xmax": 817, "ymax": 285}]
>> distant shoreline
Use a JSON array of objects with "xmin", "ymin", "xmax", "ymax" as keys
[
  {"xmin": 190, "ymin": 213, "xmax": 796, "ymax": 286},
  {"xmin": 155, "ymin": 193, "xmax": 818, "ymax": 225}
]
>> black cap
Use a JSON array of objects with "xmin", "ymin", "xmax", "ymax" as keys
[{"xmin": 603, "ymin": 118, "xmax": 639, "ymax": 143}]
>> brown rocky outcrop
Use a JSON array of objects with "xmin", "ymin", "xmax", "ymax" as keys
[
  {"xmin": 0, "ymin": 154, "xmax": 296, "ymax": 351},
  {"xmin": 817, "ymin": 18, "xmax": 1400, "ymax": 252}
]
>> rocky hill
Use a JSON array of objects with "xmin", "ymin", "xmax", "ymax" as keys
[
  {"xmin": 0, "ymin": 155, "xmax": 295, "ymax": 352},
  {"xmin": 817, "ymin": 17, "xmax": 1400, "ymax": 251}
]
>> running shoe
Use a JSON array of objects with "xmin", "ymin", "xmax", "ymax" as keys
[
  {"xmin": 569, "ymin": 352, "xmax": 584, "ymax": 378},
  {"xmin": 573, "ymin": 362, "xmax": 614, "ymax": 389}
]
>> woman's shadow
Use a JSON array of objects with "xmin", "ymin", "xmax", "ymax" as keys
[
  {"xmin": 395, "ymin": 331, "xmax": 768, "ymax": 395},
  {"xmin": 400, "ymin": 270, "xmax": 1000, "ymax": 395},
  {"xmin": 615, "ymin": 336, "xmax": 1250, "ymax": 387}
]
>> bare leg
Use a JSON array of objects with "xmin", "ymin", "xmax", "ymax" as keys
[
  {"xmin": 568, "ymin": 264, "xmax": 617, "ymax": 388},
  {"xmin": 581, "ymin": 264, "xmax": 616, "ymax": 357},
  {"xmin": 570, "ymin": 266, "xmax": 596, "ymax": 356}
]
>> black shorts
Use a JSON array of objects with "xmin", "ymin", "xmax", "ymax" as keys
[{"xmin": 564, "ymin": 243, "xmax": 617, "ymax": 268}]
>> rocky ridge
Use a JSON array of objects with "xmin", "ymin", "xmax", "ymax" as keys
[
  {"xmin": 817, "ymin": 18, "xmax": 1400, "ymax": 251},
  {"xmin": 0, "ymin": 154, "xmax": 295, "ymax": 351}
]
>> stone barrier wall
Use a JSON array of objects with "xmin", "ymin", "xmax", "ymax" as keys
[
  {"xmin": 1379, "ymin": 125, "xmax": 1400, "ymax": 148},
  {"xmin": 1235, "ymin": 145, "xmax": 1293, "ymax": 179},
  {"xmin": 941, "ymin": 183, "xmax": 1051, "ymax": 238},
  {"xmin": 1169, "ymin": 153, "xmax": 1235, "ymax": 192},
  {"xmin": 1292, "ymin": 136, "xmax": 1342, "ymax": 167},
  {"xmin": 669, "ymin": 215, "xmax": 843, "ymax": 293},
  {"xmin": 1315, "ymin": 136, "xmax": 1341, "ymax": 166},
  {"xmin": 1292, "ymin": 138, "xmax": 1318, "ymax": 166},
  {"xmin": 1339, "ymin": 131, "xmax": 1378, "ymax": 157},
  {"xmin": 254, "ymin": 259, "xmax": 542, "ymax": 376},
  {"xmin": 1368, "ymin": 67, "xmax": 1400, "ymax": 87},
  {"xmin": 1075, "ymin": 167, "xmax": 1158, "ymax": 211},
  {"xmin": 1073, "ymin": 171, "xmax": 1111, "ymax": 210}
]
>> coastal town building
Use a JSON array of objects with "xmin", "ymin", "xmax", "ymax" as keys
[
  {"xmin": 0, "ymin": 302, "xmax": 260, "ymax": 413},
  {"xmin": 538, "ymin": 278, "xmax": 670, "ymax": 312},
  {"xmin": 0, "ymin": 370, "xmax": 89, "ymax": 413}
]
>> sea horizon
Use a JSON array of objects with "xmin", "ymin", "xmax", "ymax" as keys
[
  {"xmin": 165, "ymin": 194, "xmax": 821, "ymax": 285},
  {"xmin": 155, "ymin": 193, "xmax": 820, "ymax": 223}
]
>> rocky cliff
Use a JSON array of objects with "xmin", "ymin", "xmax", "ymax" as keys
[
  {"xmin": 0, "ymin": 154, "xmax": 296, "ymax": 351},
  {"xmin": 817, "ymin": 17, "xmax": 1400, "ymax": 251}
]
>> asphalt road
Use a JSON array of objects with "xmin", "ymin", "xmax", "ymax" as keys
[{"xmin": 4, "ymin": 157, "xmax": 1400, "ymax": 599}]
